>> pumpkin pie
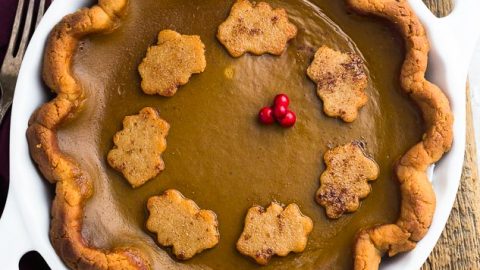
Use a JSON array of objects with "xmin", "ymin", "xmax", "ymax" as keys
[{"xmin": 27, "ymin": 0, "xmax": 453, "ymax": 269}]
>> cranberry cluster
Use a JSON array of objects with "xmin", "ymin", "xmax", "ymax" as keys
[{"xmin": 258, "ymin": 94, "xmax": 296, "ymax": 128}]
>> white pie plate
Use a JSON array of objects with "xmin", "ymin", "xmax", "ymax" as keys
[{"xmin": 1, "ymin": 0, "xmax": 479, "ymax": 269}]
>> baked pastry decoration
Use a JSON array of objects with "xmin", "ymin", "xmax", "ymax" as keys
[
  {"xmin": 217, "ymin": 0, "xmax": 297, "ymax": 57},
  {"xmin": 236, "ymin": 202, "xmax": 313, "ymax": 265},
  {"xmin": 138, "ymin": 30, "xmax": 206, "ymax": 96},
  {"xmin": 316, "ymin": 142, "xmax": 379, "ymax": 219},
  {"xmin": 307, "ymin": 46, "xmax": 368, "ymax": 122},
  {"xmin": 107, "ymin": 107, "xmax": 169, "ymax": 188},
  {"xmin": 355, "ymin": 224, "xmax": 416, "ymax": 268},
  {"xmin": 146, "ymin": 189, "xmax": 220, "ymax": 260}
]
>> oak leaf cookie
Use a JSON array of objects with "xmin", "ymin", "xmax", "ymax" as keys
[
  {"xmin": 138, "ymin": 30, "xmax": 206, "ymax": 96},
  {"xmin": 217, "ymin": 0, "xmax": 297, "ymax": 57},
  {"xmin": 307, "ymin": 46, "xmax": 368, "ymax": 122},
  {"xmin": 236, "ymin": 202, "xmax": 313, "ymax": 265},
  {"xmin": 316, "ymin": 142, "xmax": 379, "ymax": 219},
  {"xmin": 107, "ymin": 107, "xmax": 169, "ymax": 188},
  {"xmin": 146, "ymin": 189, "xmax": 220, "ymax": 260}
]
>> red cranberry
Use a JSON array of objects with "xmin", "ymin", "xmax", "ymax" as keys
[
  {"xmin": 274, "ymin": 94, "xmax": 290, "ymax": 107},
  {"xmin": 258, "ymin": 107, "xmax": 275, "ymax": 125},
  {"xmin": 279, "ymin": 110, "xmax": 296, "ymax": 127},
  {"xmin": 273, "ymin": 104, "xmax": 288, "ymax": 120}
]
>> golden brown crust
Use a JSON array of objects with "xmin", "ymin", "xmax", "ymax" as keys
[
  {"xmin": 354, "ymin": 224, "xmax": 416, "ymax": 270},
  {"xmin": 27, "ymin": 0, "xmax": 151, "ymax": 269},
  {"xmin": 346, "ymin": 0, "xmax": 453, "ymax": 269}
]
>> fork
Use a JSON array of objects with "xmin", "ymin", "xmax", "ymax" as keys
[{"xmin": 0, "ymin": 0, "xmax": 46, "ymax": 123}]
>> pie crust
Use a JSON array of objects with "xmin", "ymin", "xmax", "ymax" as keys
[{"xmin": 26, "ymin": 0, "xmax": 453, "ymax": 269}]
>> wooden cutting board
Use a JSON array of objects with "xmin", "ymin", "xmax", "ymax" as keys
[{"xmin": 421, "ymin": 2, "xmax": 480, "ymax": 269}]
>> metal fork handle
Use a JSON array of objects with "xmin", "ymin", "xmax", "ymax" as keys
[
  {"xmin": 0, "ymin": 0, "xmax": 47, "ymax": 125},
  {"xmin": 0, "ymin": 78, "xmax": 15, "ymax": 124},
  {"xmin": 0, "ymin": 97, "xmax": 13, "ymax": 124}
]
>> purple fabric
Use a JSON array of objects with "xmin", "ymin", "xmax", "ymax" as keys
[
  {"xmin": 0, "ymin": 0, "xmax": 52, "ymax": 214},
  {"xmin": 0, "ymin": 0, "xmax": 17, "ymax": 217},
  {"xmin": 1, "ymin": 0, "xmax": 51, "ymax": 268},
  {"xmin": 0, "ymin": 109, "xmax": 10, "ymax": 217}
]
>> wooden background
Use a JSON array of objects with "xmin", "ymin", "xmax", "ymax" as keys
[{"xmin": 421, "ymin": 1, "xmax": 480, "ymax": 269}]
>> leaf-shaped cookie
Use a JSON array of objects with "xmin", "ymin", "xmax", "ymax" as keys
[{"xmin": 107, "ymin": 107, "xmax": 169, "ymax": 188}]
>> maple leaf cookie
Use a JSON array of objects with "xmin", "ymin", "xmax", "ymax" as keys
[
  {"xmin": 316, "ymin": 142, "xmax": 379, "ymax": 219},
  {"xmin": 138, "ymin": 30, "xmax": 206, "ymax": 96},
  {"xmin": 236, "ymin": 202, "xmax": 313, "ymax": 265},
  {"xmin": 107, "ymin": 107, "xmax": 169, "ymax": 188},
  {"xmin": 146, "ymin": 189, "xmax": 220, "ymax": 260},
  {"xmin": 217, "ymin": 0, "xmax": 298, "ymax": 57},
  {"xmin": 307, "ymin": 46, "xmax": 368, "ymax": 122}
]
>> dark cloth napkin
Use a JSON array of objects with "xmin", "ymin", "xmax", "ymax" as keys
[
  {"xmin": 1, "ymin": 0, "xmax": 51, "ymax": 268},
  {"xmin": 0, "ymin": 0, "xmax": 17, "ymax": 218}
]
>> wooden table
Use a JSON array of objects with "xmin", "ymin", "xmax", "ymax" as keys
[{"xmin": 421, "ymin": 1, "xmax": 480, "ymax": 269}]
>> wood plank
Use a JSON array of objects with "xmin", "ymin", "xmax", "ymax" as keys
[
  {"xmin": 420, "ymin": 2, "xmax": 480, "ymax": 269},
  {"xmin": 421, "ymin": 86, "xmax": 480, "ymax": 269}
]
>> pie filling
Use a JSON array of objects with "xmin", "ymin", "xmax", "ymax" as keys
[{"xmin": 55, "ymin": 0, "xmax": 424, "ymax": 269}]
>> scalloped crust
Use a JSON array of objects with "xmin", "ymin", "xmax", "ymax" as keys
[
  {"xmin": 26, "ymin": 0, "xmax": 453, "ymax": 269},
  {"xmin": 347, "ymin": 0, "xmax": 453, "ymax": 269}
]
